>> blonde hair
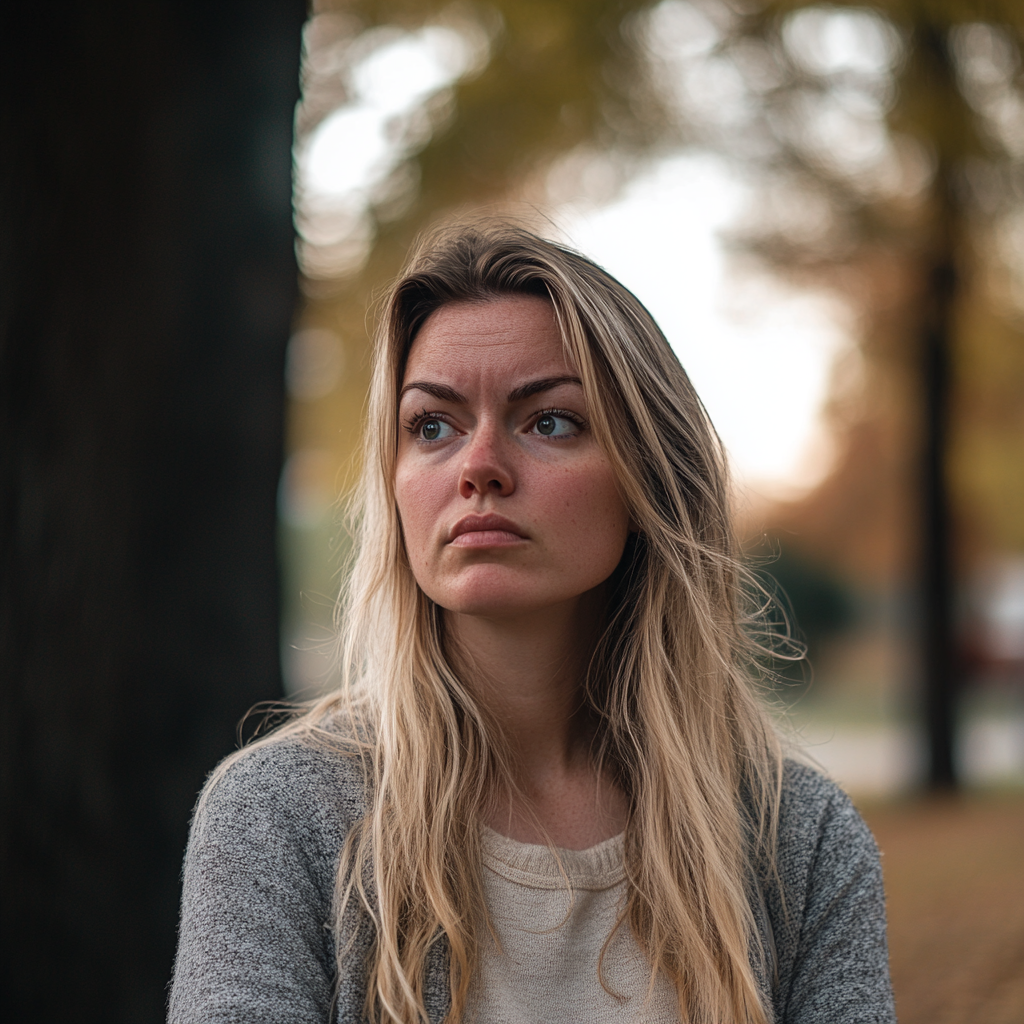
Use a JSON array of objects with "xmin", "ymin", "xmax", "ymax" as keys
[{"xmin": 283, "ymin": 223, "xmax": 782, "ymax": 1023}]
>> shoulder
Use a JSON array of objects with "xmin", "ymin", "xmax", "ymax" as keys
[
  {"xmin": 777, "ymin": 759, "xmax": 876, "ymax": 853},
  {"xmin": 170, "ymin": 731, "xmax": 371, "ymax": 1024},
  {"xmin": 774, "ymin": 758, "xmax": 880, "ymax": 888},
  {"xmin": 196, "ymin": 729, "xmax": 369, "ymax": 827},
  {"xmin": 765, "ymin": 760, "xmax": 894, "ymax": 1023},
  {"xmin": 187, "ymin": 728, "xmax": 371, "ymax": 880},
  {"xmin": 751, "ymin": 758, "xmax": 876, "ymax": 923}
]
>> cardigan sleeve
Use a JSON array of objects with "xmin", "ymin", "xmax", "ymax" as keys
[
  {"xmin": 774, "ymin": 763, "xmax": 897, "ymax": 1024},
  {"xmin": 167, "ymin": 738, "xmax": 370, "ymax": 1024}
]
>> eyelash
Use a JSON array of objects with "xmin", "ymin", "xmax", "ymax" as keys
[
  {"xmin": 401, "ymin": 407, "xmax": 588, "ymax": 438},
  {"xmin": 533, "ymin": 407, "xmax": 586, "ymax": 432},
  {"xmin": 402, "ymin": 408, "xmax": 448, "ymax": 435}
]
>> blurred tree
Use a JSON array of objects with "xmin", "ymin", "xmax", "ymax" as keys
[
  {"xmin": 0, "ymin": 1, "xmax": 304, "ymax": 1020},
  {"xmin": 686, "ymin": 0, "xmax": 1024, "ymax": 789}
]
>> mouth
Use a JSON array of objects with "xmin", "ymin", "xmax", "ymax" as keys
[{"xmin": 448, "ymin": 513, "xmax": 528, "ymax": 548}]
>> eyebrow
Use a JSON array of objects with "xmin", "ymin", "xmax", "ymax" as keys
[
  {"xmin": 506, "ymin": 375, "xmax": 583, "ymax": 403},
  {"xmin": 399, "ymin": 375, "xmax": 583, "ymax": 405},
  {"xmin": 399, "ymin": 381, "xmax": 466, "ymax": 404}
]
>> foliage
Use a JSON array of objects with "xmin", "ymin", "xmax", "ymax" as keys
[{"xmin": 698, "ymin": 0, "xmax": 1024, "ymax": 567}]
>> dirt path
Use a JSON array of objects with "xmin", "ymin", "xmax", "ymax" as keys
[{"xmin": 862, "ymin": 792, "xmax": 1024, "ymax": 1024}]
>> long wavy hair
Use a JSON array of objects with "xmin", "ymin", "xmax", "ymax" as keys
[{"xmin": 287, "ymin": 222, "xmax": 782, "ymax": 1023}]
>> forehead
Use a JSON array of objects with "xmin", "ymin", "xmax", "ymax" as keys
[{"xmin": 403, "ymin": 295, "xmax": 572, "ymax": 380}]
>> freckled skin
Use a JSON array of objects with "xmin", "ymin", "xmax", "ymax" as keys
[{"xmin": 394, "ymin": 295, "xmax": 631, "ymax": 622}]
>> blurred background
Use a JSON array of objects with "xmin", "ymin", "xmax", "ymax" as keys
[{"xmin": 3, "ymin": 1, "xmax": 1022, "ymax": 1021}]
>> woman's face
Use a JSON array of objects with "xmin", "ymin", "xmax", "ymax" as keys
[{"xmin": 394, "ymin": 294, "xmax": 631, "ymax": 621}]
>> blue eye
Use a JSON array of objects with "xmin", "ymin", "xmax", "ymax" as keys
[
  {"xmin": 533, "ymin": 414, "xmax": 578, "ymax": 437},
  {"xmin": 418, "ymin": 418, "xmax": 454, "ymax": 441}
]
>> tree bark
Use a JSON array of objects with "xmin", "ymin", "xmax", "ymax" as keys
[{"xmin": 0, "ymin": 1, "xmax": 305, "ymax": 1019}]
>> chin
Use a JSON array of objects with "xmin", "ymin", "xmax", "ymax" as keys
[
  {"xmin": 425, "ymin": 567, "xmax": 596, "ymax": 621},
  {"xmin": 434, "ymin": 588, "xmax": 542, "ymax": 620}
]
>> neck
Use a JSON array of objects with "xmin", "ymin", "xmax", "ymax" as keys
[
  {"xmin": 446, "ymin": 590, "xmax": 627, "ymax": 848},
  {"xmin": 448, "ymin": 600, "xmax": 591, "ymax": 765}
]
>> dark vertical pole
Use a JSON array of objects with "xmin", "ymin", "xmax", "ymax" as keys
[
  {"xmin": 0, "ymin": 1, "xmax": 307, "ymax": 1020},
  {"xmin": 917, "ymin": 22, "xmax": 960, "ymax": 790},
  {"xmin": 921, "ymin": 246, "xmax": 959, "ymax": 789}
]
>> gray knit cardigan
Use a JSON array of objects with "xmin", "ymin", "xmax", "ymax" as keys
[{"xmin": 167, "ymin": 736, "xmax": 896, "ymax": 1023}]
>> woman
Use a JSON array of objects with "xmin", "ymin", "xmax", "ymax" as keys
[{"xmin": 169, "ymin": 223, "xmax": 895, "ymax": 1024}]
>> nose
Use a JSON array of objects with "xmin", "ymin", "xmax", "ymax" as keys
[{"xmin": 458, "ymin": 422, "xmax": 515, "ymax": 499}]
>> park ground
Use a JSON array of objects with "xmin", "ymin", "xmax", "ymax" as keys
[{"xmin": 862, "ymin": 790, "xmax": 1024, "ymax": 1024}]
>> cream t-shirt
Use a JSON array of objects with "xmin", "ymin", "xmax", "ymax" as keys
[{"xmin": 468, "ymin": 826, "xmax": 679, "ymax": 1023}]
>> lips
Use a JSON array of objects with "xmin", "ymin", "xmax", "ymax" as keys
[{"xmin": 448, "ymin": 513, "xmax": 528, "ymax": 547}]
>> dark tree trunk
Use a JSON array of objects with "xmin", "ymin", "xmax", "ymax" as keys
[
  {"xmin": 921, "ymin": 238, "xmax": 959, "ymax": 790},
  {"xmin": 916, "ymin": 23, "xmax": 961, "ymax": 791},
  {"xmin": 0, "ymin": 2, "xmax": 306, "ymax": 1020}
]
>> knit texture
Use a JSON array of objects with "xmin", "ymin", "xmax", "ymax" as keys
[
  {"xmin": 470, "ymin": 826, "xmax": 679, "ymax": 1022},
  {"xmin": 168, "ymin": 736, "xmax": 896, "ymax": 1023}
]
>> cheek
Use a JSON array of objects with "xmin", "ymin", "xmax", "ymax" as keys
[
  {"xmin": 394, "ymin": 461, "xmax": 449, "ymax": 561},
  {"xmin": 541, "ymin": 460, "xmax": 630, "ymax": 567}
]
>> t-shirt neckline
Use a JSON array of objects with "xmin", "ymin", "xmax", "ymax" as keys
[{"xmin": 479, "ymin": 824, "xmax": 626, "ymax": 891}]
